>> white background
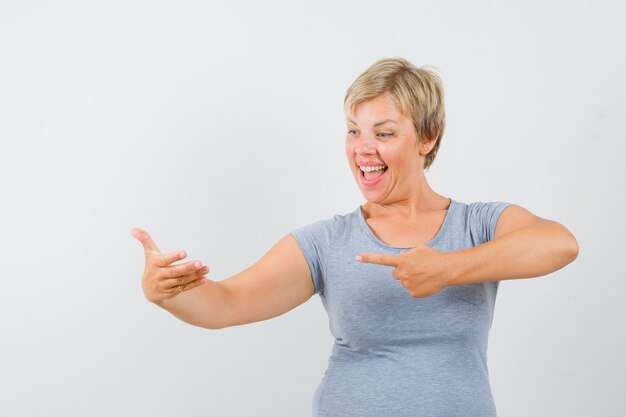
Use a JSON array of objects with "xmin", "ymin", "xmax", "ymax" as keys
[{"xmin": 1, "ymin": 0, "xmax": 624, "ymax": 416}]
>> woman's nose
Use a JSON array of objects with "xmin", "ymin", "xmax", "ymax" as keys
[{"xmin": 355, "ymin": 135, "xmax": 377, "ymax": 154}]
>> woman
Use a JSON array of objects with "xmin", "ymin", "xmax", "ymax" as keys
[{"xmin": 131, "ymin": 57, "xmax": 579, "ymax": 417}]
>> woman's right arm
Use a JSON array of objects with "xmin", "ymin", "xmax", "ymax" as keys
[{"xmin": 132, "ymin": 228, "xmax": 315, "ymax": 330}]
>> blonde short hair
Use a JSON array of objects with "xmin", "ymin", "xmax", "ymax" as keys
[{"xmin": 344, "ymin": 57, "xmax": 446, "ymax": 171}]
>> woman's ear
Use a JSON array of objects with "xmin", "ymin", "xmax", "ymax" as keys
[{"xmin": 420, "ymin": 137, "xmax": 437, "ymax": 155}]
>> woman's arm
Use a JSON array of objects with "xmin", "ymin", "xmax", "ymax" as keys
[
  {"xmin": 354, "ymin": 204, "xmax": 579, "ymax": 299},
  {"xmin": 155, "ymin": 234, "xmax": 316, "ymax": 329},
  {"xmin": 447, "ymin": 204, "xmax": 579, "ymax": 285}
]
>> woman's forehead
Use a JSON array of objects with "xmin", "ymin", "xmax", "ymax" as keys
[{"xmin": 347, "ymin": 94, "xmax": 406, "ymax": 124}]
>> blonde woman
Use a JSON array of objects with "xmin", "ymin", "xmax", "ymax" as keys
[{"xmin": 131, "ymin": 57, "xmax": 579, "ymax": 417}]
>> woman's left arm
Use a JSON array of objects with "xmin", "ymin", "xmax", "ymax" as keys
[
  {"xmin": 355, "ymin": 205, "xmax": 579, "ymax": 298},
  {"xmin": 448, "ymin": 204, "xmax": 579, "ymax": 285}
]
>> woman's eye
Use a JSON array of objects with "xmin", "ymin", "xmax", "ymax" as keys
[
  {"xmin": 378, "ymin": 132, "xmax": 394, "ymax": 138},
  {"xmin": 348, "ymin": 129, "xmax": 358, "ymax": 136}
]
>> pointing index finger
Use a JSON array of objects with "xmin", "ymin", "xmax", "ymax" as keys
[{"xmin": 355, "ymin": 252, "xmax": 399, "ymax": 267}]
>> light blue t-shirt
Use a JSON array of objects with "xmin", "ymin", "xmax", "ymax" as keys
[{"xmin": 290, "ymin": 198, "xmax": 512, "ymax": 417}]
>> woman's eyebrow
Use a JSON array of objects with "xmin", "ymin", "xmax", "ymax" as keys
[{"xmin": 346, "ymin": 118, "xmax": 398, "ymax": 127}]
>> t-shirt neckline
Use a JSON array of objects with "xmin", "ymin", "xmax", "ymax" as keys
[{"xmin": 356, "ymin": 198, "xmax": 456, "ymax": 250}]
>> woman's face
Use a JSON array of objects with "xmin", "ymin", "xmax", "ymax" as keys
[{"xmin": 345, "ymin": 93, "xmax": 424, "ymax": 204}]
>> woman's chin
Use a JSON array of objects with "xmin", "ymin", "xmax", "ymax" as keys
[{"xmin": 360, "ymin": 188, "xmax": 387, "ymax": 202}]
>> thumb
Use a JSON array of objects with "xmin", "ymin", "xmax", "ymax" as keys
[{"xmin": 130, "ymin": 227, "xmax": 161, "ymax": 255}]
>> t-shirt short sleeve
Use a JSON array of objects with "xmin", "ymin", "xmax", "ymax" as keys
[
  {"xmin": 290, "ymin": 217, "xmax": 337, "ymax": 295},
  {"xmin": 468, "ymin": 201, "xmax": 513, "ymax": 244}
]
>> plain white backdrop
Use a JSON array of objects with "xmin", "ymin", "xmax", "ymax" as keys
[{"xmin": 1, "ymin": 0, "xmax": 624, "ymax": 416}]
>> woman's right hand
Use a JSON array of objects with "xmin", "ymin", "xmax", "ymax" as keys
[{"xmin": 130, "ymin": 227, "xmax": 210, "ymax": 303}]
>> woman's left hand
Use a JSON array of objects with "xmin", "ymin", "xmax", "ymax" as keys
[{"xmin": 355, "ymin": 245, "xmax": 455, "ymax": 298}]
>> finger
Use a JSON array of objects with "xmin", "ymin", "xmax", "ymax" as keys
[
  {"xmin": 161, "ymin": 259, "xmax": 207, "ymax": 279},
  {"xmin": 164, "ymin": 267, "xmax": 209, "ymax": 290},
  {"xmin": 391, "ymin": 268, "xmax": 402, "ymax": 280},
  {"xmin": 157, "ymin": 249, "xmax": 188, "ymax": 267},
  {"xmin": 355, "ymin": 252, "xmax": 399, "ymax": 267},
  {"xmin": 165, "ymin": 265, "xmax": 210, "ymax": 285},
  {"xmin": 174, "ymin": 275, "xmax": 208, "ymax": 295},
  {"xmin": 130, "ymin": 228, "xmax": 161, "ymax": 255}
]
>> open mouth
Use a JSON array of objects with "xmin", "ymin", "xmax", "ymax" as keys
[{"xmin": 360, "ymin": 166, "xmax": 388, "ymax": 184}]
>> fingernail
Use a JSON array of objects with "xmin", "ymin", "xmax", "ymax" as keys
[
  {"xmin": 179, "ymin": 251, "xmax": 186, "ymax": 258},
  {"xmin": 355, "ymin": 255, "xmax": 363, "ymax": 261},
  {"xmin": 200, "ymin": 278, "xmax": 207, "ymax": 283},
  {"xmin": 194, "ymin": 261, "xmax": 202, "ymax": 268}
]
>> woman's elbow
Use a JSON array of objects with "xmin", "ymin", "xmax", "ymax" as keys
[
  {"xmin": 568, "ymin": 237, "xmax": 579, "ymax": 262},
  {"xmin": 559, "ymin": 224, "xmax": 579, "ymax": 263}
]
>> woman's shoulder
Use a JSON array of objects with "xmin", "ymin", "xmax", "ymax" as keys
[
  {"xmin": 292, "ymin": 207, "xmax": 359, "ymax": 235},
  {"xmin": 300, "ymin": 207, "xmax": 359, "ymax": 229},
  {"xmin": 452, "ymin": 198, "xmax": 513, "ymax": 243},
  {"xmin": 463, "ymin": 200, "xmax": 513, "ymax": 219},
  {"xmin": 451, "ymin": 198, "xmax": 512, "ymax": 212}
]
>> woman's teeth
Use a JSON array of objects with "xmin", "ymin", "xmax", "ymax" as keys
[
  {"xmin": 359, "ymin": 165, "xmax": 387, "ymax": 172},
  {"xmin": 360, "ymin": 165, "xmax": 388, "ymax": 181}
]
